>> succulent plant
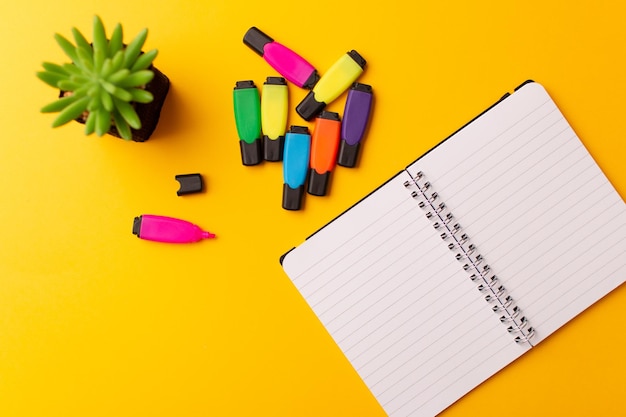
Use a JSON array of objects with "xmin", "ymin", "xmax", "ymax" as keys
[{"xmin": 37, "ymin": 16, "xmax": 158, "ymax": 140}]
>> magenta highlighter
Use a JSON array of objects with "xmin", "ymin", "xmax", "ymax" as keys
[
  {"xmin": 243, "ymin": 27, "xmax": 320, "ymax": 89},
  {"xmin": 133, "ymin": 215, "xmax": 215, "ymax": 243}
]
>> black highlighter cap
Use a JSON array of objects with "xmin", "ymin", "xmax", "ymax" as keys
[
  {"xmin": 243, "ymin": 27, "xmax": 273, "ymax": 57},
  {"xmin": 337, "ymin": 141, "xmax": 361, "ymax": 168},
  {"xmin": 347, "ymin": 50, "xmax": 367, "ymax": 69},
  {"xmin": 296, "ymin": 91, "xmax": 325, "ymax": 121},
  {"xmin": 263, "ymin": 135, "xmax": 285, "ymax": 161},
  {"xmin": 264, "ymin": 76, "xmax": 286, "ymax": 86},
  {"xmin": 351, "ymin": 82, "xmax": 372, "ymax": 93},
  {"xmin": 282, "ymin": 184, "xmax": 305, "ymax": 210},
  {"xmin": 234, "ymin": 80, "xmax": 256, "ymax": 90},
  {"xmin": 307, "ymin": 170, "xmax": 331, "ymax": 196},
  {"xmin": 240, "ymin": 139, "xmax": 263, "ymax": 166},
  {"xmin": 289, "ymin": 125, "xmax": 309, "ymax": 134},
  {"xmin": 132, "ymin": 216, "xmax": 143, "ymax": 237},
  {"xmin": 319, "ymin": 110, "xmax": 340, "ymax": 121},
  {"xmin": 175, "ymin": 173, "xmax": 204, "ymax": 196},
  {"xmin": 302, "ymin": 71, "xmax": 321, "ymax": 90}
]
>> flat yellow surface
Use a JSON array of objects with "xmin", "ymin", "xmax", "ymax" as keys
[{"xmin": 1, "ymin": 1, "xmax": 624, "ymax": 416}]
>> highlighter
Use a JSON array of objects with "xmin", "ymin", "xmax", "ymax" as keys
[
  {"xmin": 261, "ymin": 77, "xmax": 288, "ymax": 161},
  {"xmin": 132, "ymin": 215, "xmax": 215, "ymax": 243},
  {"xmin": 308, "ymin": 111, "xmax": 341, "ymax": 196},
  {"xmin": 243, "ymin": 27, "xmax": 320, "ymax": 89},
  {"xmin": 233, "ymin": 80, "xmax": 262, "ymax": 166},
  {"xmin": 282, "ymin": 126, "xmax": 311, "ymax": 210},
  {"xmin": 296, "ymin": 50, "xmax": 366, "ymax": 121},
  {"xmin": 337, "ymin": 83, "xmax": 373, "ymax": 167}
]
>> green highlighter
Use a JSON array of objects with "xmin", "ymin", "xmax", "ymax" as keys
[{"xmin": 233, "ymin": 80, "xmax": 262, "ymax": 166}]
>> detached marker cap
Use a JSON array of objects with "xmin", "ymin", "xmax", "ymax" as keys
[
  {"xmin": 296, "ymin": 50, "xmax": 366, "ymax": 121},
  {"xmin": 175, "ymin": 173, "xmax": 204, "ymax": 196},
  {"xmin": 233, "ymin": 80, "xmax": 263, "ymax": 166},
  {"xmin": 338, "ymin": 83, "xmax": 373, "ymax": 167},
  {"xmin": 133, "ymin": 215, "xmax": 215, "ymax": 243}
]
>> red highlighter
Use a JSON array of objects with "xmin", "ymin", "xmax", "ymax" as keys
[{"xmin": 133, "ymin": 215, "xmax": 215, "ymax": 243}]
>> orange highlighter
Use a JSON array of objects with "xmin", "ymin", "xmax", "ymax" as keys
[{"xmin": 308, "ymin": 111, "xmax": 341, "ymax": 196}]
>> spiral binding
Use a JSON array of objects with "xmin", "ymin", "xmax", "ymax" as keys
[{"xmin": 404, "ymin": 171, "xmax": 535, "ymax": 345}]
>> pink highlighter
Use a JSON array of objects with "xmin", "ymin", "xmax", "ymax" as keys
[
  {"xmin": 243, "ymin": 27, "xmax": 320, "ymax": 89},
  {"xmin": 132, "ymin": 215, "xmax": 215, "ymax": 243}
]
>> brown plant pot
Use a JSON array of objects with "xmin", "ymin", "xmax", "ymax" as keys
[{"xmin": 62, "ymin": 65, "xmax": 170, "ymax": 142}]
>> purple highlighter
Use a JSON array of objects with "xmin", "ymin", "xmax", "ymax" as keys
[
  {"xmin": 337, "ymin": 83, "xmax": 373, "ymax": 167},
  {"xmin": 243, "ymin": 27, "xmax": 320, "ymax": 89}
]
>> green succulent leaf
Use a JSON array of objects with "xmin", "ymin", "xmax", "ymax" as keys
[
  {"xmin": 94, "ymin": 49, "xmax": 106, "ymax": 71},
  {"xmin": 95, "ymin": 108, "xmax": 111, "ymax": 137},
  {"xmin": 84, "ymin": 111, "xmax": 97, "ymax": 135},
  {"xmin": 42, "ymin": 62, "xmax": 69, "ymax": 76},
  {"xmin": 100, "ymin": 90, "xmax": 113, "ymax": 112},
  {"xmin": 108, "ymin": 68, "xmax": 130, "ymax": 84},
  {"xmin": 87, "ymin": 85, "xmax": 99, "ymax": 97},
  {"xmin": 41, "ymin": 94, "xmax": 80, "ymax": 113},
  {"xmin": 73, "ymin": 84, "xmax": 92, "ymax": 96},
  {"xmin": 37, "ymin": 71, "xmax": 67, "ymax": 88},
  {"xmin": 76, "ymin": 46, "xmax": 94, "ymax": 73},
  {"xmin": 112, "ymin": 88, "xmax": 133, "ymax": 102},
  {"xmin": 128, "ymin": 88, "xmax": 153, "ymax": 103},
  {"xmin": 71, "ymin": 27, "xmax": 92, "ymax": 58},
  {"xmin": 52, "ymin": 95, "xmax": 90, "ymax": 127},
  {"xmin": 92, "ymin": 16, "xmax": 107, "ymax": 64},
  {"xmin": 110, "ymin": 50, "xmax": 125, "ymax": 73},
  {"xmin": 130, "ymin": 49, "xmax": 157, "ymax": 72},
  {"xmin": 108, "ymin": 23, "xmax": 123, "ymax": 56},
  {"xmin": 99, "ymin": 58, "xmax": 113, "ymax": 78},
  {"xmin": 112, "ymin": 109, "xmax": 132, "ymax": 140},
  {"xmin": 70, "ymin": 74, "xmax": 92, "ymax": 84},
  {"xmin": 54, "ymin": 33, "xmax": 78, "ymax": 63},
  {"xmin": 57, "ymin": 79, "xmax": 82, "ymax": 91},
  {"xmin": 87, "ymin": 96, "xmax": 101, "ymax": 112},
  {"xmin": 62, "ymin": 63, "xmax": 82, "ymax": 76},
  {"xmin": 123, "ymin": 28, "xmax": 148, "ymax": 68},
  {"xmin": 99, "ymin": 87, "xmax": 114, "ymax": 111},
  {"xmin": 101, "ymin": 81, "xmax": 132, "ymax": 101},
  {"xmin": 117, "ymin": 70, "xmax": 154, "ymax": 88},
  {"xmin": 113, "ymin": 97, "xmax": 141, "ymax": 129}
]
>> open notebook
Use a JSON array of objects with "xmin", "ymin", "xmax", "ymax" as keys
[{"xmin": 281, "ymin": 81, "xmax": 626, "ymax": 416}]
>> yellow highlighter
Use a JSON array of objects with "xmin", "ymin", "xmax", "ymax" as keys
[
  {"xmin": 296, "ymin": 50, "xmax": 366, "ymax": 121},
  {"xmin": 261, "ymin": 76, "xmax": 289, "ymax": 161}
]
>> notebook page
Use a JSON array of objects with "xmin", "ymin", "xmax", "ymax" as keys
[
  {"xmin": 407, "ymin": 82, "xmax": 625, "ymax": 345},
  {"xmin": 282, "ymin": 171, "xmax": 529, "ymax": 417}
]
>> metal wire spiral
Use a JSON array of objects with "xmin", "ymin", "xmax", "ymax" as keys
[{"xmin": 404, "ymin": 171, "xmax": 535, "ymax": 345}]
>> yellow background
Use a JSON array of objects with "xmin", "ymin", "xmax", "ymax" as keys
[{"xmin": 1, "ymin": 0, "xmax": 624, "ymax": 416}]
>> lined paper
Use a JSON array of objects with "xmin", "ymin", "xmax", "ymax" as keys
[
  {"xmin": 409, "ymin": 82, "xmax": 626, "ymax": 344},
  {"xmin": 282, "ymin": 82, "xmax": 625, "ymax": 416},
  {"xmin": 282, "ymin": 173, "xmax": 529, "ymax": 416}
]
